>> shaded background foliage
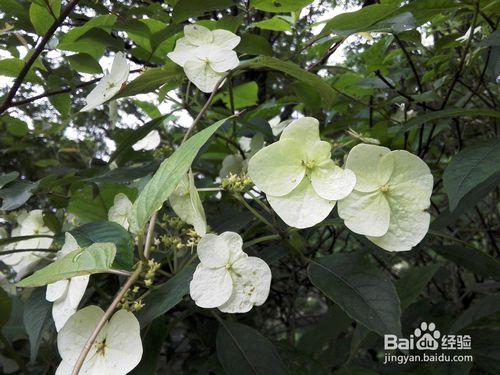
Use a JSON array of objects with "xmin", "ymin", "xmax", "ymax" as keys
[{"xmin": 0, "ymin": 0, "xmax": 499, "ymax": 374}]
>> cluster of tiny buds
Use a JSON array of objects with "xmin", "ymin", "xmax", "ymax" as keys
[
  {"xmin": 153, "ymin": 144, "xmax": 173, "ymax": 159},
  {"xmin": 118, "ymin": 286, "xmax": 144, "ymax": 312},
  {"xmin": 221, "ymin": 173, "xmax": 253, "ymax": 192},
  {"xmin": 144, "ymin": 259, "xmax": 161, "ymax": 287}
]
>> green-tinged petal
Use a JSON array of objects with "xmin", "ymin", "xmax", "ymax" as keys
[
  {"xmin": 208, "ymin": 49, "xmax": 239, "ymax": 73},
  {"xmin": 280, "ymin": 117, "xmax": 321, "ymax": 148},
  {"xmin": 311, "ymin": 161, "xmax": 356, "ymax": 200},
  {"xmin": 212, "ymin": 29, "xmax": 241, "ymax": 49},
  {"xmin": 218, "ymin": 257, "xmax": 272, "ymax": 313},
  {"xmin": 184, "ymin": 24, "xmax": 213, "ymax": 45},
  {"xmin": 197, "ymin": 234, "xmax": 229, "ymax": 268},
  {"xmin": 183, "ymin": 60, "xmax": 224, "ymax": 93},
  {"xmin": 306, "ymin": 140, "xmax": 331, "ymax": 163},
  {"xmin": 248, "ymin": 139, "xmax": 306, "ymax": 196},
  {"xmin": 384, "ymin": 150, "xmax": 433, "ymax": 196},
  {"xmin": 267, "ymin": 179, "xmax": 334, "ymax": 229},
  {"xmin": 189, "ymin": 265, "xmax": 233, "ymax": 308},
  {"xmin": 167, "ymin": 38, "xmax": 194, "ymax": 66},
  {"xmin": 345, "ymin": 143, "xmax": 392, "ymax": 192},
  {"xmin": 337, "ymin": 190, "xmax": 390, "ymax": 237},
  {"xmin": 368, "ymin": 185, "xmax": 431, "ymax": 252}
]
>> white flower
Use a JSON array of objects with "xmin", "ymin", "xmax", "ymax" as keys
[
  {"xmin": 132, "ymin": 130, "xmax": 161, "ymax": 151},
  {"xmin": 456, "ymin": 26, "xmax": 481, "ymax": 42},
  {"xmin": 268, "ymin": 117, "xmax": 292, "ymax": 136},
  {"xmin": 80, "ymin": 52, "xmax": 129, "ymax": 112},
  {"xmin": 337, "ymin": 143, "xmax": 433, "ymax": 252},
  {"xmin": 46, "ymin": 233, "xmax": 89, "ymax": 332},
  {"xmin": 168, "ymin": 24, "xmax": 240, "ymax": 93},
  {"xmin": 108, "ymin": 193, "xmax": 133, "ymax": 230},
  {"xmin": 0, "ymin": 210, "xmax": 53, "ymax": 281},
  {"xmin": 169, "ymin": 171, "xmax": 207, "ymax": 236},
  {"xmin": 190, "ymin": 232, "xmax": 271, "ymax": 313},
  {"xmin": 56, "ymin": 305, "xmax": 142, "ymax": 375},
  {"xmin": 248, "ymin": 117, "xmax": 356, "ymax": 228}
]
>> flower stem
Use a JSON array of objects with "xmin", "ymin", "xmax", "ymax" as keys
[
  {"xmin": 242, "ymin": 234, "xmax": 281, "ymax": 249},
  {"xmin": 233, "ymin": 193, "xmax": 274, "ymax": 230}
]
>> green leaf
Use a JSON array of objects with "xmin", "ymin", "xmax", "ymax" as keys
[
  {"xmin": 308, "ymin": 253, "xmax": 402, "ymax": 337},
  {"xmin": 216, "ymin": 320, "xmax": 289, "ymax": 375},
  {"xmin": 247, "ymin": 56, "xmax": 335, "ymax": 107},
  {"xmin": 172, "ymin": 0, "xmax": 234, "ymax": 23},
  {"xmin": 236, "ymin": 33, "xmax": 273, "ymax": 56},
  {"xmin": 396, "ymin": 265, "xmax": 440, "ymax": 310},
  {"xmin": 450, "ymin": 294, "xmax": 500, "ymax": 334},
  {"xmin": 137, "ymin": 264, "xmax": 195, "ymax": 326},
  {"xmin": 250, "ymin": 0, "xmax": 312, "ymax": 13},
  {"xmin": 0, "ymin": 289, "xmax": 12, "ymax": 328},
  {"xmin": 116, "ymin": 64, "xmax": 182, "ymax": 98},
  {"xmin": 217, "ymin": 81, "xmax": 259, "ymax": 109},
  {"xmin": 29, "ymin": 2, "xmax": 55, "ymax": 35},
  {"xmin": 399, "ymin": 108, "xmax": 500, "ymax": 134},
  {"xmin": 17, "ymin": 243, "xmax": 116, "ymax": 287},
  {"xmin": 0, "ymin": 181, "xmax": 38, "ymax": 210},
  {"xmin": 59, "ymin": 14, "xmax": 117, "ymax": 44},
  {"xmin": 443, "ymin": 139, "xmax": 500, "ymax": 211},
  {"xmin": 0, "ymin": 172, "xmax": 18, "ymax": 189},
  {"xmin": 130, "ymin": 316, "xmax": 168, "ymax": 375},
  {"xmin": 48, "ymin": 93, "xmax": 71, "ymax": 118},
  {"xmin": 67, "ymin": 53, "xmax": 102, "ymax": 74},
  {"xmin": 0, "ymin": 58, "xmax": 41, "ymax": 83},
  {"xmin": 70, "ymin": 221, "xmax": 134, "ymax": 270},
  {"xmin": 22, "ymin": 288, "xmax": 52, "ymax": 362},
  {"xmin": 252, "ymin": 17, "xmax": 292, "ymax": 32},
  {"xmin": 5, "ymin": 116, "xmax": 28, "ymax": 137},
  {"xmin": 129, "ymin": 118, "xmax": 228, "ymax": 233},
  {"xmin": 433, "ymin": 245, "xmax": 500, "ymax": 280}
]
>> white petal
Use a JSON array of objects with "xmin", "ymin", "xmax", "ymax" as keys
[
  {"xmin": 267, "ymin": 178, "xmax": 335, "ymax": 229},
  {"xmin": 52, "ymin": 295, "xmax": 77, "ymax": 332},
  {"xmin": 108, "ymin": 193, "xmax": 133, "ymax": 230},
  {"xmin": 80, "ymin": 75, "xmax": 122, "ymax": 112},
  {"xmin": 384, "ymin": 150, "xmax": 433, "ymax": 196},
  {"xmin": 67, "ymin": 275, "xmax": 89, "ymax": 309},
  {"xmin": 280, "ymin": 117, "xmax": 321, "ymax": 148},
  {"xmin": 218, "ymin": 256, "xmax": 272, "ymax": 313},
  {"xmin": 306, "ymin": 140, "xmax": 332, "ymax": 162},
  {"xmin": 18, "ymin": 210, "xmax": 44, "ymax": 231},
  {"xmin": 345, "ymin": 143, "xmax": 392, "ymax": 192},
  {"xmin": 46, "ymin": 279, "xmax": 69, "ymax": 302},
  {"xmin": 368, "ymin": 185, "xmax": 431, "ymax": 252},
  {"xmin": 219, "ymin": 232, "xmax": 246, "ymax": 263},
  {"xmin": 189, "ymin": 265, "xmax": 233, "ymax": 308},
  {"xmin": 184, "ymin": 24, "xmax": 213, "ymax": 45},
  {"xmin": 108, "ymin": 52, "xmax": 129, "ymax": 84},
  {"xmin": 311, "ymin": 161, "xmax": 356, "ymax": 200},
  {"xmin": 57, "ymin": 305, "xmax": 106, "ymax": 365},
  {"xmin": 183, "ymin": 60, "xmax": 225, "ymax": 93},
  {"xmin": 248, "ymin": 139, "xmax": 306, "ymax": 197},
  {"xmin": 197, "ymin": 234, "xmax": 230, "ymax": 268},
  {"xmin": 167, "ymin": 38, "xmax": 196, "ymax": 66},
  {"xmin": 337, "ymin": 190, "xmax": 390, "ymax": 237},
  {"xmin": 55, "ymin": 361, "xmax": 75, "ymax": 375},
  {"xmin": 169, "ymin": 172, "xmax": 207, "ymax": 236},
  {"xmin": 132, "ymin": 130, "xmax": 161, "ymax": 151},
  {"xmin": 211, "ymin": 29, "xmax": 241, "ymax": 49},
  {"xmin": 207, "ymin": 49, "xmax": 239, "ymax": 73},
  {"xmin": 104, "ymin": 309, "xmax": 143, "ymax": 374},
  {"xmin": 59, "ymin": 232, "xmax": 79, "ymax": 257}
]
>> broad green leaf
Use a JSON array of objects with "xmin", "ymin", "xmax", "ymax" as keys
[
  {"xmin": 116, "ymin": 64, "xmax": 182, "ymax": 98},
  {"xmin": 23, "ymin": 289, "xmax": 52, "ymax": 362},
  {"xmin": 433, "ymin": 245, "xmax": 500, "ymax": 280},
  {"xmin": 0, "ymin": 58, "xmax": 41, "ymax": 83},
  {"xmin": 399, "ymin": 108, "xmax": 500, "ymax": 134},
  {"xmin": 217, "ymin": 81, "xmax": 259, "ymax": 109},
  {"xmin": 0, "ymin": 171, "xmax": 18, "ymax": 189},
  {"xmin": 401, "ymin": 0, "xmax": 463, "ymax": 24},
  {"xmin": 5, "ymin": 116, "xmax": 28, "ymax": 137},
  {"xmin": 17, "ymin": 242, "xmax": 116, "ymax": 287},
  {"xmin": 48, "ymin": 93, "xmax": 71, "ymax": 117},
  {"xmin": 252, "ymin": 17, "xmax": 292, "ymax": 32},
  {"xmin": 58, "ymin": 14, "xmax": 117, "ymax": 44},
  {"xmin": 247, "ymin": 56, "xmax": 335, "ymax": 107},
  {"xmin": 137, "ymin": 264, "xmax": 195, "ymax": 326},
  {"xmin": 67, "ymin": 53, "xmax": 102, "ymax": 74},
  {"xmin": 29, "ymin": 2, "xmax": 56, "ymax": 35},
  {"xmin": 0, "ymin": 180, "xmax": 38, "ymax": 210},
  {"xmin": 0, "ymin": 288, "xmax": 12, "ymax": 327},
  {"xmin": 88, "ymin": 162, "xmax": 158, "ymax": 184},
  {"xmin": 250, "ymin": 0, "xmax": 312, "ymax": 13},
  {"xmin": 130, "ymin": 316, "xmax": 168, "ymax": 375},
  {"xmin": 443, "ymin": 139, "xmax": 500, "ymax": 211},
  {"xmin": 396, "ymin": 265, "xmax": 440, "ymax": 310},
  {"xmin": 70, "ymin": 221, "xmax": 134, "ymax": 270},
  {"xmin": 450, "ymin": 294, "xmax": 500, "ymax": 334},
  {"xmin": 236, "ymin": 33, "xmax": 273, "ymax": 56},
  {"xmin": 308, "ymin": 253, "xmax": 402, "ymax": 337},
  {"xmin": 129, "ymin": 119, "xmax": 228, "ymax": 233},
  {"xmin": 172, "ymin": 0, "xmax": 234, "ymax": 23},
  {"xmin": 216, "ymin": 320, "xmax": 289, "ymax": 375}
]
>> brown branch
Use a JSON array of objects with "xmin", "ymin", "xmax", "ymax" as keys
[{"xmin": 0, "ymin": 0, "xmax": 81, "ymax": 114}]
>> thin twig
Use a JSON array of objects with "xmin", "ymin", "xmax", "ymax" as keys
[{"xmin": 0, "ymin": 0, "xmax": 81, "ymax": 114}]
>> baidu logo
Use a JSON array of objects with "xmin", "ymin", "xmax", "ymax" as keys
[{"xmin": 414, "ymin": 322, "xmax": 440, "ymax": 350}]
